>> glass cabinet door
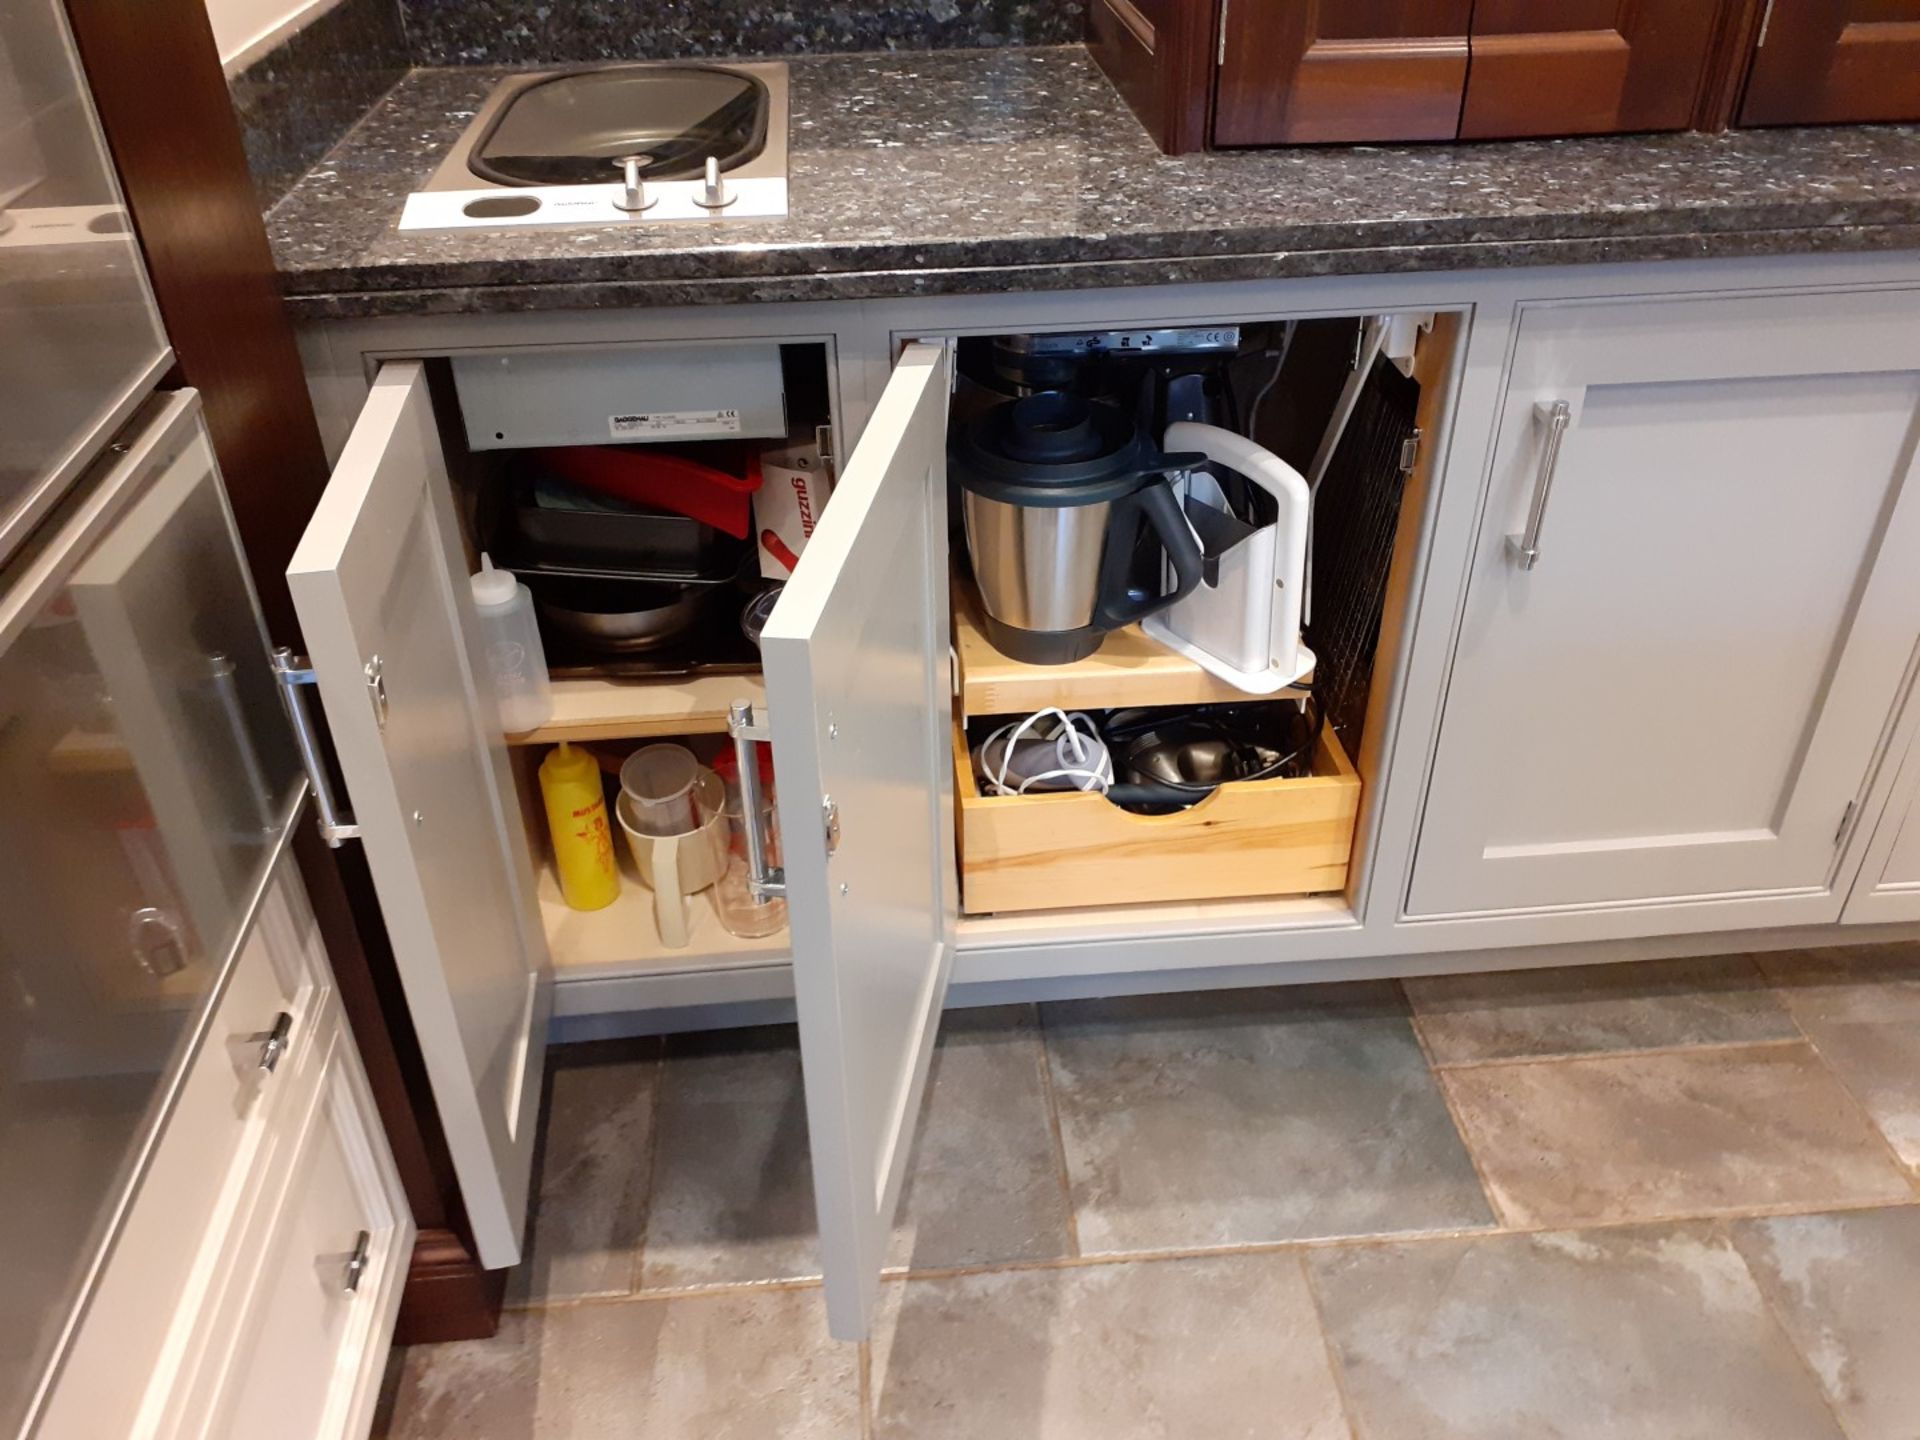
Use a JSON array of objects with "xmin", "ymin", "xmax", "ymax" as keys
[
  {"xmin": 0, "ymin": 0, "xmax": 170, "ymax": 563},
  {"xmin": 0, "ymin": 393, "xmax": 299, "ymax": 1432}
]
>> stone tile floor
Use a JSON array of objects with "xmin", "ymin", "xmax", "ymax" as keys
[{"xmin": 376, "ymin": 948, "xmax": 1920, "ymax": 1439}]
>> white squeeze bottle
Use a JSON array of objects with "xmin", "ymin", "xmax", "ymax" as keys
[{"xmin": 470, "ymin": 554, "xmax": 552, "ymax": 733}]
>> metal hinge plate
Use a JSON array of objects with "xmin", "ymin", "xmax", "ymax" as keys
[{"xmin": 1399, "ymin": 429, "xmax": 1423, "ymax": 474}]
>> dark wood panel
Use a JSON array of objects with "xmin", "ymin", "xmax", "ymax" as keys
[
  {"xmin": 1215, "ymin": 0, "xmax": 1473, "ymax": 145},
  {"xmin": 1085, "ymin": 0, "xmax": 1215, "ymax": 153},
  {"xmin": 1693, "ymin": 0, "xmax": 1771, "ymax": 130},
  {"xmin": 1459, "ymin": 0, "xmax": 1726, "ymax": 138},
  {"xmin": 62, "ymin": 0, "xmax": 504, "ymax": 1344},
  {"xmin": 1741, "ymin": 0, "xmax": 1920, "ymax": 124}
]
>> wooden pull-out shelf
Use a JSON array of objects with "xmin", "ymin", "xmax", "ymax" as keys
[
  {"xmin": 954, "ymin": 716, "xmax": 1361, "ymax": 916},
  {"xmin": 953, "ymin": 588, "xmax": 1309, "ymax": 720},
  {"xmin": 507, "ymin": 673, "xmax": 765, "ymax": 746}
]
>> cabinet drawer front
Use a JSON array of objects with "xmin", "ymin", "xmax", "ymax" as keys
[
  {"xmin": 35, "ymin": 871, "xmax": 329, "ymax": 1440},
  {"xmin": 958, "ymin": 722, "xmax": 1361, "ymax": 915},
  {"xmin": 1410, "ymin": 290, "xmax": 1920, "ymax": 921},
  {"xmin": 196, "ymin": 1043, "xmax": 405, "ymax": 1440}
]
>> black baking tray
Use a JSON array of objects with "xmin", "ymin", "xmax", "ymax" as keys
[{"xmin": 498, "ymin": 470, "xmax": 750, "ymax": 581}]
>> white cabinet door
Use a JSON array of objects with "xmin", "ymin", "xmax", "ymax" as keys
[
  {"xmin": 1846, "ymin": 718, "xmax": 1920, "ymax": 923},
  {"xmin": 1412, "ymin": 290, "xmax": 1920, "ymax": 920},
  {"xmin": 287, "ymin": 361, "xmax": 549, "ymax": 1266},
  {"xmin": 763, "ymin": 342, "xmax": 958, "ymax": 1340}
]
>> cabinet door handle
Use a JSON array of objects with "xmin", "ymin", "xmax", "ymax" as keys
[
  {"xmin": 728, "ymin": 701, "xmax": 786, "ymax": 901},
  {"xmin": 256, "ymin": 1011, "xmax": 293, "ymax": 1075},
  {"xmin": 1506, "ymin": 400, "xmax": 1572, "ymax": 572},
  {"xmin": 343, "ymin": 1230, "xmax": 372, "ymax": 1293}
]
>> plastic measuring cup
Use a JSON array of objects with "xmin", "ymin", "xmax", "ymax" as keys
[{"xmin": 619, "ymin": 743, "xmax": 705, "ymax": 836}]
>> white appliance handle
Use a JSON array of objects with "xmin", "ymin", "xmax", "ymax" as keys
[{"xmin": 1163, "ymin": 422, "xmax": 1310, "ymax": 679}]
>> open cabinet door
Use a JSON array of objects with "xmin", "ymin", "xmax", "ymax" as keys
[
  {"xmin": 287, "ymin": 362, "xmax": 549, "ymax": 1268},
  {"xmin": 762, "ymin": 342, "xmax": 957, "ymax": 1340}
]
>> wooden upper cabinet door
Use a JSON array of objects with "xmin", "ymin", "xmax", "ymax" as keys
[
  {"xmin": 1459, "ymin": 0, "xmax": 1725, "ymax": 138},
  {"xmin": 1214, "ymin": 0, "xmax": 1474, "ymax": 145},
  {"xmin": 1740, "ymin": 0, "xmax": 1920, "ymax": 125}
]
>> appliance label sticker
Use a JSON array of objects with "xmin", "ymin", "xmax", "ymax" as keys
[{"xmin": 609, "ymin": 409, "xmax": 742, "ymax": 438}]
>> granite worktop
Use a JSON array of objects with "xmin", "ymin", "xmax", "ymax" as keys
[{"xmin": 267, "ymin": 45, "xmax": 1920, "ymax": 321}]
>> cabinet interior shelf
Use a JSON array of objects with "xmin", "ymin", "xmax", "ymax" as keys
[
  {"xmin": 953, "ymin": 587, "xmax": 1310, "ymax": 719},
  {"xmin": 508, "ymin": 672, "xmax": 766, "ymax": 747},
  {"xmin": 536, "ymin": 856, "xmax": 788, "ymax": 976}
]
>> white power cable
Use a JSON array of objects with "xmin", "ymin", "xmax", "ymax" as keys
[{"xmin": 979, "ymin": 708, "xmax": 1113, "ymax": 796}]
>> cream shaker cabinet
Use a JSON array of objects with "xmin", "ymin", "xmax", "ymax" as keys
[
  {"xmin": 1409, "ymin": 289, "xmax": 1920, "ymax": 921},
  {"xmin": 1846, "ymin": 714, "xmax": 1920, "ymax": 923},
  {"xmin": 281, "ymin": 261, "xmax": 1920, "ymax": 1346},
  {"xmin": 285, "ymin": 345, "xmax": 958, "ymax": 1341}
]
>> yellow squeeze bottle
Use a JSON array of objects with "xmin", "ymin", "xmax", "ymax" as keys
[{"xmin": 539, "ymin": 741, "xmax": 620, "ymax": 911}]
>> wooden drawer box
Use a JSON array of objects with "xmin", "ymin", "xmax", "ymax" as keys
[{"xmin": 953, "ymin": 719, "xmax": 1361, "ymax": 915}]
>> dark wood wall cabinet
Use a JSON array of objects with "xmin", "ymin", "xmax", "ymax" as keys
[
  {"xmin": 1088, "ymin": 0, "xmax": 1920, "ymax": 154},
  {"xmin": 1740, "ymin": 0, "xmax": 1920, "ymax": 126}
]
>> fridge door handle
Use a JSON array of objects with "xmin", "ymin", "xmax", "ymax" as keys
[{"xmin": 271, "ymin": 647, "xmax": 362, "ymax": 847}]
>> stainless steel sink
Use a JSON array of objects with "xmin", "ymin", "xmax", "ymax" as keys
[{"xmin": 402, "ymin": 61, "xmax": 789, "ymax": 231}]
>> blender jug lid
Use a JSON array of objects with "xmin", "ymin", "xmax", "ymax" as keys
[{"xmin": 952, "ymin": 392, "xmax": 1202, "ymax": 508}]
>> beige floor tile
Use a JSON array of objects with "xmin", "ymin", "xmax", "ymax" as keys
[
  {"xmin": 1405, "ymin": 955, "xmax": 1797, "ymax": 1064},
  {"xmin": 886, "ymin": 1005, "xmax": 1074, "ymax": 1272},
  {"xmin": 509, "ymin": 1040, "xmax": 659, "ymax": 1304},
  {"xmin": 1441, "ymin": 1044, "xmax": 1912, "ymax": 1227},
  {"xmin": 377, "ymin": 1288, "xmax": 859, "ymax": 1440},
  {"xmin": 868, "ymin": 1253, "xmax": 1348, "ymax": 1440},
  {"xmin": 1733, "ymin": 1205, "xmax": 1920, "ymax": 1440},
  {"xmin": 1308, "ymin": 1223, "xmax": 1845, "ymax": 1440},
  {"xmin": 1042, "ymin": 984, "xmax": 1493, "ymax": 1253},
  {"xmin": 639, "ymin": 1026, "xmax": 819, "ymax": 1290},
  {"xmin": 1762, "ymin": 944, "xmax": 1920, "ymax": 1170}
]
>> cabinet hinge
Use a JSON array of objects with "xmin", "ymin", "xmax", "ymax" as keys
[
  {"xmin": 1217, "ymin": 0, "xmax": 1229, "ymax": 64},
  {"xmin": 1399, "ymin": 429, "xmax": 1423, "ymax": 475},
  {"xmin": 1834, "ymin": 799, "xmax": 1858, "ymax": 848},
  {"xmin": 272, "ymin": 648, "xmax": 362, "ymax": 848}
]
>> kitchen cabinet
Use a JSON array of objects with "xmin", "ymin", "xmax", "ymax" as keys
[
  {"xmin": 286, "ymin": 366, "xmax": 549, "ymax": 1271},
  {"xmin": 1740, "ymin": 0, "xmax": 1920, "ymax": 127},
  {"xmin": 38, "ymin": 864, "xmax": 410, "ymax": 1440},
  {"xmin": 1214, "ymin": 0, "xmax": 1474, "ymax": 146},
  {"xmin": 287, "ymin": 344, "xmax": 959, "ymax": 1340},
  {"xmin": 1160, "ymin": 0, "xmax": 1735, "ymax": 150},
  {"xmin": 282, "ymin": 256, "xmax": 1920, "ymax": 1346},
  {"xmin": 1846, "ymin": 715, "xmax": 1920, "ymax": 922},
  {"xmin": 1457, "ymin": 0, "xmax": 1726, "ymax": 139},
  {"xmin": 1107, "ymin": 0, "xmax": 1920, "ymax": 152},
  {"xmin": 1410, "ymin": 289, "xmax": 1920, "ymax": 919}
]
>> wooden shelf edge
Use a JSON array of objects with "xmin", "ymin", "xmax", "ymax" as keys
[
  {"xmin": 508, "ymin": 672, "xmax": 766, "ymax": 746},
  {"xmin": 535, "ymin": 854, "xmax": 788, "ymax": 976},
  {"xmin": 953, "ymin": 585, "xmax": 1309, "ymax": 718}
]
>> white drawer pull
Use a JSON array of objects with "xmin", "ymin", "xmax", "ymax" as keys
[
  {"xmin": 256, "ymin": 1012, "xmax": 293, "ymax": 1075},
  {"xmin": 343, "ymin": 1231, "xmax": 372, "ymax": 1293}
]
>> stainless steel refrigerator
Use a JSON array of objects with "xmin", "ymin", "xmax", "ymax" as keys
[{"xmin": 0, "ymin": 0, "xmax": 306, "ymax": 1428}]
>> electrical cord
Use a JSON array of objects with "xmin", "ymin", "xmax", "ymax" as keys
[{"xmin": 977, "ymin": 708, "xmax": 1114, "ymax": 796}]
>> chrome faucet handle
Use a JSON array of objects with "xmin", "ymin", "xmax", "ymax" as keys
[
  {"xmin": 694, "ymin": 155, "xmax": 736, "ymax": 210},
  {"xmin": 611, "ymin": 155, "xmax": 655, "ymax": 213}
]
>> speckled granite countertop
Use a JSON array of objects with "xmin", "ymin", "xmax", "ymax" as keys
[{"xmin": 267, "ymin": 46, "xmax": 1920, "ymax": 321}]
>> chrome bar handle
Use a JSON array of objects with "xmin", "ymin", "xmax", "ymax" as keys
[
  {"xmin": 257, "ymin": 1011, "xmax": 293, "ymax": 1075},
  {"xmin": 206, "ymin": 652, "xmax": 279, "ymax": 831},
  {"xmin": 343, "ymin": 1230, "xmax": 372, "ymax": 1293},
  {"xmin": 272, "ymin": 648, "xmax": 362, "ymax": 847},
  {"xmin": 1506, "ymin": 400, "xmax": 1573, "ymax": 572},
  {"xmin": 727, "ymin": 700, "xmax": 786, "ymax": 902}
]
